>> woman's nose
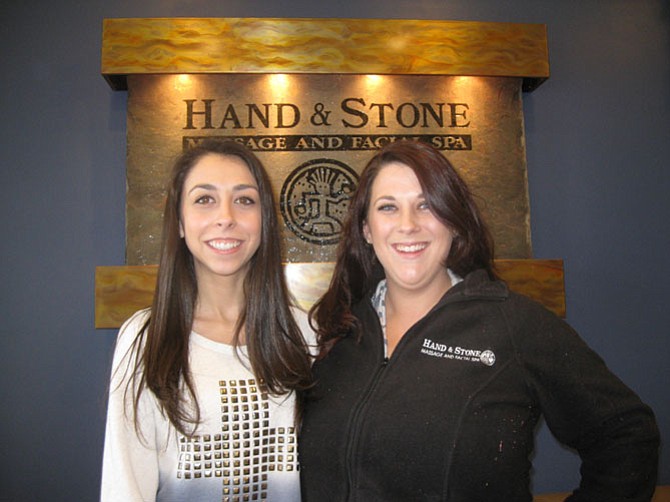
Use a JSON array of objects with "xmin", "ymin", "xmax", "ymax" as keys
[
  {"xmin": 215, "ymin": 201, "xmax": 235, "ymax": 227},
  {"xmin": 398, "ymin": 208, "xmax": 420, "ymax": 232}
]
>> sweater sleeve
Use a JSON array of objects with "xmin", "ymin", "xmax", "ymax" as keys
[
  {"xmin": 100, "ymin": 310, "xmax": 161, "ymax": 502},
  {"xmin": 507, "ymin": 297, "xmax": 659, "ymax": 502}
]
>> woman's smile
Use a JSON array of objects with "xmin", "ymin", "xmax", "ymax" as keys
[
  {"xmin": 392, "ymin": 241, "xmax": 429, "ymax": 255},
  {"xmin": 206, "ymin": 238, "xmax": 243, "ymax": 252}
]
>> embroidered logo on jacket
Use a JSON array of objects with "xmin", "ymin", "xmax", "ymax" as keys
[{"xmin": 420, "ymin": 338, "xmax": 496, "ymax": 366}]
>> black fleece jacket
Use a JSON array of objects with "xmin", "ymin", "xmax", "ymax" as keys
[{"xmin": 299, "ymin": 270, "xmax": 659, "ymax": 501}]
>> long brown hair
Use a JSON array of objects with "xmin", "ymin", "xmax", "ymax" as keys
[
  {"xmin": 311, "ymin": 139, "xmax": 495, "ymax": 350},
  {"xmin": 127, "ymin": 139, "xmax": 312, "ymax": 436}
]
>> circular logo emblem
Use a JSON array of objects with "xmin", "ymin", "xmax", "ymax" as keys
[
  {"xmin": 479, "ymin": 350, "xmax": 496, "ymax": 367},
  {"xmin": 280, "ymin": 158, "xmax": 359, "ymax": 245}
]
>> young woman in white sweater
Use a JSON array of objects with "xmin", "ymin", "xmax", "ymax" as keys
[{"xmin": 101, "ymin": 139, "xmax": 314, "ymax": 502}]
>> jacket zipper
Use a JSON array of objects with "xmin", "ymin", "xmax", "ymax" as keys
[
  {"xmin": 343, "ymin": 356, "xmax": 389, "ymax": 500},
  {"xmin": 340, "ymin": 296, "xmax": 455, "ymax": 499}
]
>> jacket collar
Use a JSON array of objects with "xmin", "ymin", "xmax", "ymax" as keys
[
  {"xmin": 361, "ymin": 268, "xmax": 508, "ymax": 313},
  {"xmin": 436, "ymin": 268, "xmax": 509, "ymax": 307}
]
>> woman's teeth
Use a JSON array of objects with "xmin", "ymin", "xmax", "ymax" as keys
[{"xmin": 209, "ymin": 240, "xmax": 241, "ymax": 251}]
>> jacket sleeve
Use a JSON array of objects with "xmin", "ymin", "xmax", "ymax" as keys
[
  {"xmin": 100, "ymin": 310, "xmax": 160, "ymax": 502},
  {"xmin": 507, "ymin": 297, "xmax": 659, "ymax": 502}
]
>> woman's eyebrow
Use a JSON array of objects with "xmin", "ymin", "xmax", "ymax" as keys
[
  {"xmin": 372, "ymin": 195, "xmax": 396, "ymax": 203},
  {"xmin": 233, "ymin": 183, "xmax": 259, "ymax": 192},
  {"xmin": 187, "ymin": 183, "xmax": 258, "ymax": 194},
  {"xmin": 187, "ymin": 183, "xmax": 216, "ymax": 194}
]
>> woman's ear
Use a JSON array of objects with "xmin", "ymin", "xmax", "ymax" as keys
[
  {"xmin": 179, "ymin": 221, "xmax": 184, "ymax": 238},
  {"xmin": 363, "ymin": 221, "xmax": 372, "ymax": 244}
]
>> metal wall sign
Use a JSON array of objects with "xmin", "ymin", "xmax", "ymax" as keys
[
  {"xmin": 126, "ymin": 73, "xmax": 531, "ymax": 265},
  {"xmin": 96, "ymin": 18, "xmax": 561, "ymax": 328}
]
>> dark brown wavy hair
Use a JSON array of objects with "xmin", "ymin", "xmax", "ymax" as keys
[
  {"xmin": 126, "ymin": 139, "xmax": 312, "ymax": 437},
  {"xmin": 310, "ymin": 139, "xmax": 495, "ymax": 352}
]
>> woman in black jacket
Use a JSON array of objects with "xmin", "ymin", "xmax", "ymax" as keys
[{"xmin": 299, "ymin": 139, "xmax": 659, "ymax": 501}]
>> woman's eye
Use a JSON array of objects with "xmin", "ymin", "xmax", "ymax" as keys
[
  {"xmin": 236, "ymin": 195, "xmax": 257, "ymax": 206},
  {"xmin": 418, "ymin": 200, "xmax": 430, "ymax": 210},
  {"xmin": 377, "ymin": 204, "xmax": 396, "ymax": 212},
  {"xmin": 195, "ymin": 195, "xmax": 214, "ymax": 204}
]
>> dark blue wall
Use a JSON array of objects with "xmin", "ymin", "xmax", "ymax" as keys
[{"xmin": 1, "ymin": 1, "xmax": 667, "ymax": 499}]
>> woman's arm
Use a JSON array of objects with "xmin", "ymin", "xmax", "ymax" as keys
[
  {"xmin": 100, "ymin": 310, "xmax": 160, "ymax": 502},
  {"xmin": 510, "ymin": 298, "xmax": 660, "ymax": 501}
]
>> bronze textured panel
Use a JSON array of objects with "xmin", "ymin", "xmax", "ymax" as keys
[
  {"xmin": 126, "ymin": 74, "xmax": 531, "ymax": 264},
  {"xmin": 95, "ymin": 260, "xmax": 565, "ymax": 329},
  {"xmin": 102, "ymin": 18, "xmax": 549, "ymax": 91},
  {"xmin": 534, "ymin": 488, "xmax": 670, "ymax": 502},
  {"xmin": 98, "ymin": 18, "xmax": 561, "ymax": 331},
  {"xmin": 495, "ymin": 259, "xmax": 566, "ymax": 317},
  {"xmin": 95, "ymin": 265, "xmax": 157, "ymax": 329}
]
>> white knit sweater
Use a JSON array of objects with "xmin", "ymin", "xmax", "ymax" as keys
[{"xmin": 101, "ymin": 308, "xmax": 315, "ymax": 502}]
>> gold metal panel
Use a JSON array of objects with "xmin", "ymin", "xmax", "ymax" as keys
[
  {"xmin": 126, "ymin": 74, "xmax": 531, "ymax": 264},
  {"xmin": 95, "ymin": 260, "xmax": 565, "ymax": 329},
  {"xmin": 495, "ymin": 259, "xmax": 566, "ymax": 317},
  {"xmin": 97, "ymin": 18, "xmax": 561, "ymax": 331},
  {"xmin": 95, "ymin": 265, "xmax": 157, "ymax": 329},
  {"xmin": 101, "ymin": 18, "xmax": 549, "ymax": 91},
  {"xmin": 534, "ymin": 486, "xmax": 670, "ymax": 502}
]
